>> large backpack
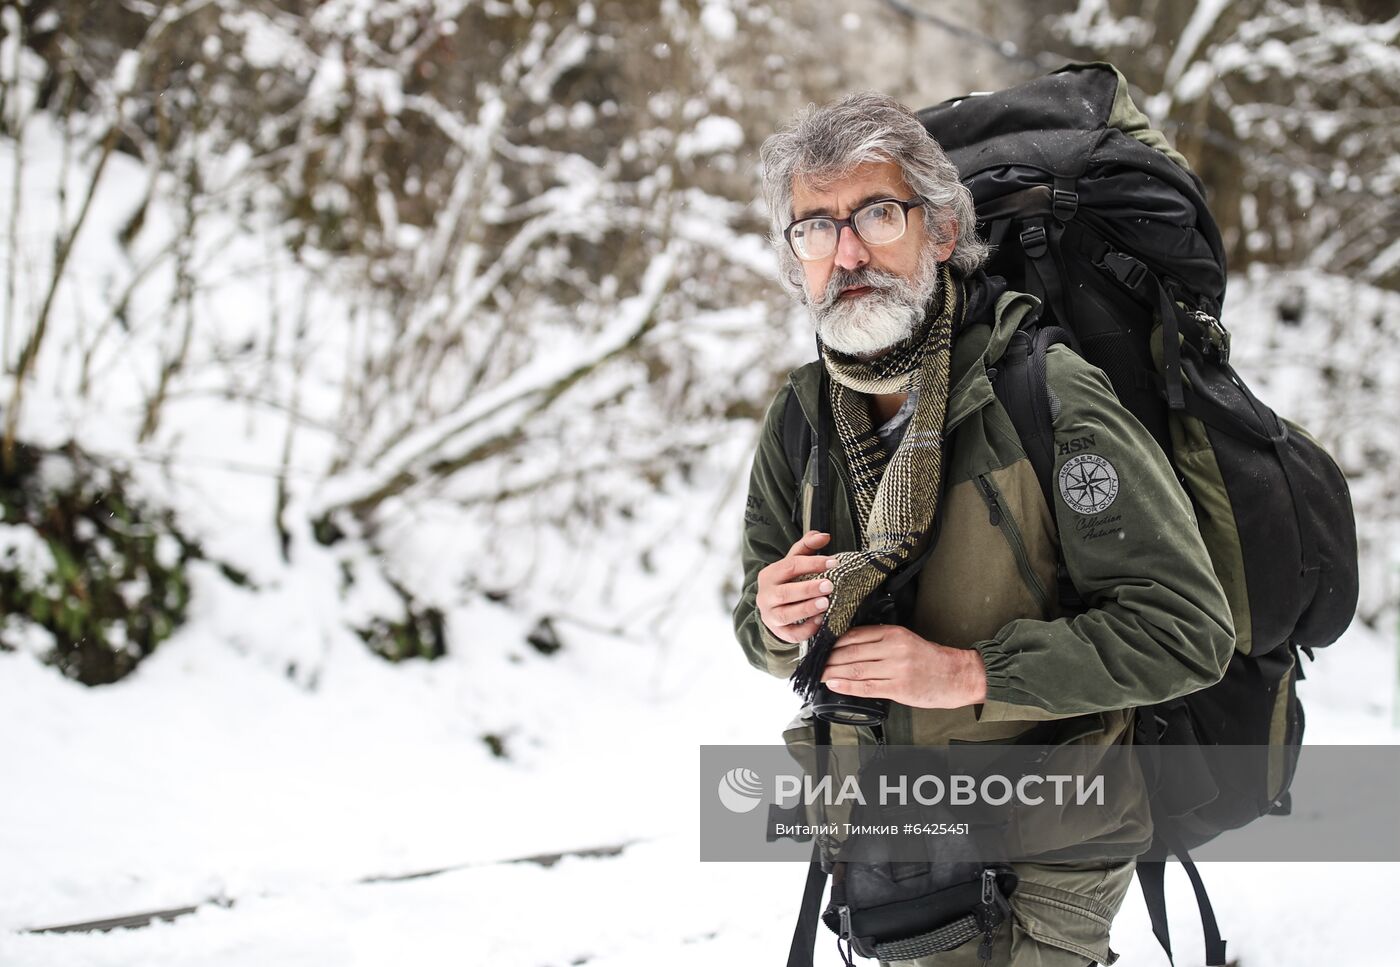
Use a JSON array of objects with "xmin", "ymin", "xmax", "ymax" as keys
[
  {"xmin": 916, "ymin": 62, "xmax": 1358, "ymax": 664},
  {"xmin": 922, "ymin": 62, "xmax": 1361, "ymax": 966},
  {"xmin": 781, "ymin": 62, "xmax": 1359, "ymax": 966}
]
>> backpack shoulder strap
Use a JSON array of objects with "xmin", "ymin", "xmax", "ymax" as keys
[
  {"xmin": 990, "ymin": 314, "xmax": 1083, "ymax": 612},
  {"xmin": 786, "ymin": 718, "xmax": 833, "ymax": 967},
  {"xmin": 781, "ymin": 386, "xmax": 815, "ymax": 527},
  {"xmin": 781, "ymin": 386, "xmax": 813, "ymax": 491},
  {"xmin": 1137, "ymin": 828, "xmax": 1229, "ymax": 967},
  {"xmin": 991, "ymin": 316, "xmax": 1063, "ymax": 511}
]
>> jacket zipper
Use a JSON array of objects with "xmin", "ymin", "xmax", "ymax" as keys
[{"xmin": 976, "ymin": 473, "xmax": 1052, "ymax": 615}]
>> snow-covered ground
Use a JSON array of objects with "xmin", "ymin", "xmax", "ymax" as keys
[
  {"xmin": 3, "ymin": 28, "xmax": 1399, "ymax": 966},
  {"xmin": 1, "ymin": 567, "xmax": 1397, "ymax": 966}
]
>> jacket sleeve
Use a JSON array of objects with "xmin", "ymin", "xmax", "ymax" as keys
[
  {"xmin": 975, "ymin": 346, "xmax": 1235, "ymax": 721},
  {"xmin": 733, "ymin": 384, "xmax": 807, "ymax": 679}
]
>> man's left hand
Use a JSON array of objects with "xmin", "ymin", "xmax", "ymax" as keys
[{"xmin": 820, "ymin": 625, "xmax": 988, "ymax": 709}]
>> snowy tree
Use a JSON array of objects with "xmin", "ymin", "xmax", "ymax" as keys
[
  {"xmin": 0, "ymin": 0, "xmax": 872, "ymax": 677},
  {"xmin": 1043, "ymin": 0, "xmax": 1398, "ymax": 283}
]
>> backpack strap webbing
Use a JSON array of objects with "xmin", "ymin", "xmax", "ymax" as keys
[
  {"xmin": 1136, "ymin": 833, "xmax": 1228, "ymax": 967},
  {"xmin": 781, "ymin": 388, "xmax": 814, "ymax": 527},
  {"xmin": 787, "ymin": 716, "xmax": 833, "ymax": 967},
  {"xmin": 1136, "ymin": 857, "xmax": 1176, "ymax": 963},
  {"xmin": 1019, "ymin": 216, "xmax": 1075, "ymax": 334},
  {"xmin": 990, "ymin": 316, "xmax": 1084, "ymax": 612},
  {"xmin": 787, "ymin": 841, "xmax": 830, "ymax": 967},
  {"xmin": 1133, "ymin": 707, "xmax": 1229, "ymax": 967},
  {"xmin": 993, "ymin": 321, "xmax": 1061, "ymax": 509}
]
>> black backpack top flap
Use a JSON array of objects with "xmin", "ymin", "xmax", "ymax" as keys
[
  {"xmin": 917, "ymin": 62, "xmax": 1118, "ymax": 157},
  {"xmin": 919, "ymin": 62, "xmax": 1227, "ymax": 309}
]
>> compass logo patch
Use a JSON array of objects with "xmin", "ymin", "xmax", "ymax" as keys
[{"xmin": 1058, "ymin": 453, "xmax": 1120, "ymax": 515}]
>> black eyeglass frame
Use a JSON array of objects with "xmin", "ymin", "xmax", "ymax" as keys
[{"xmin": 783, "ymin": 197, "xmax": 925, "ymax": 261}]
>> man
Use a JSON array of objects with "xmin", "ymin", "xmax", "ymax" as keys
[{"xmin": 733, "ymin": 92, "xmax": 1234, "ymax": 965}]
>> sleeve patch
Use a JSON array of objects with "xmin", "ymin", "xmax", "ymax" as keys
[{"xmin": 1058, "ymin": 452, "xmax": 1120, "ymax": 515}]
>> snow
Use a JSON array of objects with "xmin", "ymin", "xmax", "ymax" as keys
[
  {"xmin": 112, "ymin": 52, "xmax": 141, "ymax": 98},
  {"xmin": 1163, "ymin": 0, "xmax": 1232, "ymax": 90},
  {"xmin": 0, "ymin": 522, "xmax": 54, "ymax": 577},
  {"xmin": 2, "ymin": 11, "xmax": 1398, "ymax": 967},
  {"xmin": 1049, "ymin": 0, "xmax": 1151, "ymax": 54},
  {"xmin": 0, "ymin": 71, "xmax": 807, "ymax": 959},
  {"xmin": 520, "ymin": 28, "xmax": 591, "ymax": 105},
  {"xmin": 1371, "ymin": 238, "xmax": 1400, "ymax": 283},
  {"xmin": 315, "ymin": 244, "xmax": 681, "ymax": 517},
  {"xmin": 1173, "ymin": 60, "xmax": 1215, "ymax": 104},
  {"xmin": 675, "ymin": 115, "xmax": 744, "ymax": 160},
  {"xmin": 0, "ymin": 572, "xmax": 1396, "ymax": 965},
  {"xmin": 304, "ymin": 43, "xmax": 347, "ymax": 120},
  {"xmin": 224, "ymin": 10, "xmax": 307, "ymax": 73},
  {"xmin": 700, "ymin": 2, "xmax": 738, "ymax": 43},
  {"xmin": 358, "ymin": 69, "xmax": 404, "ymax": 116},
  {"xmin": 0, "ymin": 611, "xmax": 56, "ymax": 658}
]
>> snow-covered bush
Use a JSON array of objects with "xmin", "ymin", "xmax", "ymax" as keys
[
  {"xmin": 0, "ymin": 443, "xmax": 197, "ymax": 684},
  {"xmin": 0, "ymin": 0, "xmax": 843, "ymax": 675}
]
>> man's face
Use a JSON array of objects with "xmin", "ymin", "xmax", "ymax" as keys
[{"xmin": 790, "ymin": 159, "xmax": 956, "ymax": 356}]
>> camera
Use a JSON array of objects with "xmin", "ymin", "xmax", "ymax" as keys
[{"xmin": 808, "ymin": 577, "xmax": 914, "ymax": 727}]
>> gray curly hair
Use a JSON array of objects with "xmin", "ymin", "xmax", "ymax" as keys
[{"xmin": 759, "ymin": 91, "xmax": 987, "ymax": 301}]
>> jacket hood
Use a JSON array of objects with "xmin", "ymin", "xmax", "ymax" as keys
[{"xmin": 972, "ymin": 271, "xmax": 1043, "ymax": 363}]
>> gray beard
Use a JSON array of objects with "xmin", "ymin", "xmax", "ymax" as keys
[{"xmin": 807, "ymin": 246, "xmax": 944, "ymax": 357}]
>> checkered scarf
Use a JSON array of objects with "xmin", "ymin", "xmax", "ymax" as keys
[{"xmin": 790, "ymin": 263, "xmax": 959, "ymax": 698}]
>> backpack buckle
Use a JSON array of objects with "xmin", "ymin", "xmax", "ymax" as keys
[
  {"xmin": 1099, "ymin": 250, "xmax": 1147, "ymax": 290},
  {"xmin": 1192, "ymin": 309, "xmax": 1231, "ymax": 363},
  {"xmin": 1052, "ymin": 188, "xmax": 1079, "ymax": 221},
  {"xmin": 1018, "ymin": 225, "xmax": 1048, "ymax": 259}
]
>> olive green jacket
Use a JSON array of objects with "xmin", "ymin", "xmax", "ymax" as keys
[{"xmin": 734, "ymin": 286, "xmax": 1232, "ymax": 733}]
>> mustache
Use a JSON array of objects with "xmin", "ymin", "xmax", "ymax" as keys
[{"xmin": 814, "ymin": 265, "xmax": 909, "ymax": 309}]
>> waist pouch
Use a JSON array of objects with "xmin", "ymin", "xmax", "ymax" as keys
[
  {"xmin": 811, "ymin": 747, "xmax": 1020, "ymax": 964},
  {"xmin": 824, "ymin": 860, "xmax": 1018, "ymax": 962}
]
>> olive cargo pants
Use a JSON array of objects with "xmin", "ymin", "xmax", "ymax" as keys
[{"xmin": 881, "ymin": 860, "xmax": 1133, "ymax": 967}]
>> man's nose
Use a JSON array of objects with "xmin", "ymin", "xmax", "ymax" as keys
[{"xmin": 832, "ymin": 225, "xmax": 869, "ymax": 271}]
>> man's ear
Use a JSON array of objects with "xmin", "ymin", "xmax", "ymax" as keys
[
  {"xmin": 931, "ymin": 214, "xmax": 958, "ymax": 263},
  {"xmin": 787, "ymin": 265, "xmax": 810, "ymax": 304}
]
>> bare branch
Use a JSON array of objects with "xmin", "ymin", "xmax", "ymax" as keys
[{"xmin": 322, "ymin": 244, "xmax": 681, "ymax": 521}]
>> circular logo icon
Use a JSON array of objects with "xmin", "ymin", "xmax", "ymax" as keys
[
  {"xmin": 1058, "ymin": 453, "xmax": 1120, "ymax": 515},
  {"xmin": 717, "ymin": 767, "xmax": 764, "ymax": 813}
]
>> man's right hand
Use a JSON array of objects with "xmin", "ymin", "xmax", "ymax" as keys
[{"xmin": 757, "ymin": 531, "xmax": 839, "ymax": 643}]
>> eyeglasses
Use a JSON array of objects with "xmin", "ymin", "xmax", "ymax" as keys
[{"xmin": 784, "ymin": 197, "xmax": 924, "ymax": 262}]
